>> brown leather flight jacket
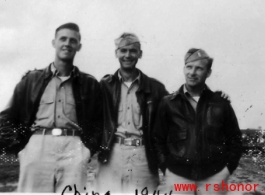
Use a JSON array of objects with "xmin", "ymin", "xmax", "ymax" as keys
[
  {"xmin": 98, "ymin": 69, "xmax": 168, "ymax": 175},
  {"xmin": 0, "ymin": 65, "xmax": 103, "ymax": 156},
  {"xmin": 154, "ymin": 85, "xmax": 242, "ymax": 180}
]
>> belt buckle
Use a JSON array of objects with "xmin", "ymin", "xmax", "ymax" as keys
[
  {"xmin": 124, "ymin": 138, "xmax": 132, "ymax": 146},
  {"xmin": 52, "ymin": 128, "xmax": 62, "ymax": 136},
  {"xmin": 135, "ymin": 139, "xmax": 140, "ymax": 146}
]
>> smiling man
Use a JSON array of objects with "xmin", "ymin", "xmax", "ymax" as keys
[
  {"xmin": 96, "ymin": 33, "xmax": 168, "ymax": 193},
  {"xmin": 0, "ymin": 23, "xmax": 102, "ymax": 192},
  {"xmin": 153, "ymin": 48, "xmax": 242, "ymax": 195}
]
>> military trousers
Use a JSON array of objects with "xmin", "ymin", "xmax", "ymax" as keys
[{"xmin": 17, "ymin": 134, "xmax": 90, "ymax": 193}]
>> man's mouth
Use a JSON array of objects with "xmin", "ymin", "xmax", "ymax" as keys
[
  {"xmin": 62, "ymin": 48, "xmax": 72, "ymax": 52},
  {"xmin": 123, "ymin": 60, "xmax": 133, "ymax": 64},
  {"xmin": 188, "ymin": 77, "xmax": 197, "ymax": 81}
]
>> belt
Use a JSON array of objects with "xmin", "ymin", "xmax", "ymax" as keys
[
  {"xmin": 33, "ymin": 127, "xmax": 80, "ymax": 136},
  {"xmin": 114, "ymin": 136, "xmax": 144, "ymax": 146}
]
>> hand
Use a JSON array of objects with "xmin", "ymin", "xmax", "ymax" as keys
[
  {"xmin": 217, "ymin": 90, "xmax": 231, "ymax": 102},
  {"xmin": 98, "ymin": 149, "xmax": 110, "ymax": 164},
  {"xmin": 159, "ymin": 162, "xmax": 167, "ymax": 175}
]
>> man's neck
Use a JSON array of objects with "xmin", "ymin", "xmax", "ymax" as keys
[
  {"xmin": 119, "ymin": 68, "xmax": 138, "ymax": 82},
  {"xmin": 185, "ymin": 84, "xmax": 205, "ymax": 97},
  {"xmin": 53, "ymin": 59, "xmax": 74, "ymax": 76}
]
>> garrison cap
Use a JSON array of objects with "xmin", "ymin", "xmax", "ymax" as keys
[
  {"xmin": 115, "ymin": 33, "xmax": 140, "ymax": 49},
  {"xmin": 185, "ymin": 48, "xmax": 211, "ymax": 64}
]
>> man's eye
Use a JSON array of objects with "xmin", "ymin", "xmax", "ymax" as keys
[{"xmin": 120, "ymin": 49, "xmax": 127, "ymax": 53}]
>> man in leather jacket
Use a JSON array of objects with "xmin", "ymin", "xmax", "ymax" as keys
[
  {"xmin": 154, "ymin": 48, "xmax": 242, "ymax": 195},
  {"xmin": 97, "ymin": 33, "xmax": 168, "ymax": 193},
  {"xmin": 0, "ymin": 23, "xmax": 102, "ymax": 192}
]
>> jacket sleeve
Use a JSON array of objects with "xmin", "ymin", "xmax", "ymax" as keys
[
  {"xmin": 97, "ymin": 78, "xmax": 112, "ymax": 163},
  {"xmin": 224, "ymin": 103, "xmax": 242, "ymax": 174},
  {"xmin": 153, "ymin": 97, "xmax": 170, "ymax": 174},
  {"xmin": 82, "ymin": 80, "xmax": 103, "ymax": 157},
  {"xmin": 0, "ymin": 80, "xmax": 30, "ymax": 155}
]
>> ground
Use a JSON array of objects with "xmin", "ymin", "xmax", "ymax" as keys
[
  {"xmin": 227, "ymin": 155, "xmax": 265, "ymax": 195},
  {"xmin": 0, "ymin": 153, "xmax": 265, "ymax": 194}
]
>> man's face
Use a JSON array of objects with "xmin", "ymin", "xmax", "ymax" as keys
[
  {"xmin": 115, "ymin": 43, "xmax": 142, "ymax": 70},
  {"xmin": 184, "ymin": 59, "xmax": 212, "ymax": 88},
  {"xmin": 52, "ymin": 28, "xmax": 81, "ymax": 61}
]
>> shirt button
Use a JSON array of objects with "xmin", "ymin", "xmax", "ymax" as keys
[
  {"xmin": 59, "ymin": 100, "xmax": 61, "ymax": 102},
  {"xmin": 58, "ymin": 115, "xmax": 60, "ymax": 118},
  {"xmin": 128, "ymin": 122, "xmax": 130, "ymax": 125},
  {"xmin": 128, "ymin": 107, "xmax": 130, "ymax": 109}
]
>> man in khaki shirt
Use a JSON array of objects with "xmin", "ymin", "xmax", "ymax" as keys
[
  {"xmin": 97, "ymin": 33, "xmax": 168, "ymax": 193},
  {"xmin": 0, "ymin": 23, "xmax": 102, "ymax": 193}
]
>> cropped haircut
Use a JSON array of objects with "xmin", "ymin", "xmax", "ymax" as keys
[{"xmin": 55, "ymin": 23, "xmax": 81, "ymax": 41}]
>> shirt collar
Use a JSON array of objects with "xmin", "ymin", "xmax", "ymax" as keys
[
  {"xmin": 118, "ymin": 69, "xmax": 141, "ymax": 84},
  {"xmin": 170, "ymin": 84, "xmax": 211, "ymax": 101},
  {"xmin": 183, "ymin": 84, "xmax": 189, "ymax": 95},
  {"xmin": 183, "ymin": 84, "xmax": 206, "ymax": 96},
  {"xmin": 50, "ymin": 63, "xmax": 77, "ymax": 78},
  {"xmin": 183, "ymin": 84, "xmax": 207, "ymax": 102}
]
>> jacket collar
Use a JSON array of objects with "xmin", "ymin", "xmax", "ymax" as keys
[
  {"xmin": 170, "ymin": 84, "xmax": 212, "ymax": 101},
  {"xmin": 43, "ymin": 63, "xmax": 82, "ymax": 83},
  {"xmin": 111, "ymin": 68, "xmax": 151, "ymax": 93}
]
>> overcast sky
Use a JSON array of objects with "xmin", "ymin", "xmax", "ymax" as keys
[{"xmin": 1, "ymin": 0, "xmax": 265, "ymax": 129}]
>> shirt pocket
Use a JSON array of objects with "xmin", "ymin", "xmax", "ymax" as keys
[
  {"xmin": 169, "ymin": 131, "xmax": 187, "ymax": 157},
  {"xmin": 65, "ymin": 93, "xmax": 77, "ymax": 119},
  {"xmin": 36, "ymin": 94, "xmax": 54, "ymax": 119},
  {"xmin": 40, "ymin": 94, "xmax": 54, "ymax": 104},
  {"xmin": 117, "ymin": 103, "xmax": 124, "ymax": 124},
  {"xmin": 207, "ymin": 104, "xmax": 224, "ymax": 128},
  {"xmin": 133, "ymin": 104, "xmax": 141, "ymax": 126}
]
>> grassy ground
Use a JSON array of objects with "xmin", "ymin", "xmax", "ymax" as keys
[
  {"xmin": 228, "ymin": 152, "xmax": 265, "ymax": 195},
  {"xmin": 0, "ymin": 153, "xmax": 19, "ymax": 192}
]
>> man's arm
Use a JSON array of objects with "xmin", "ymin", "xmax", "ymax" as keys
[
  {"xmin": 153, "ymin": 97, "xmax": 170, "ymax": 174},
  {"xmin": 224, "ymin": 103, "xmax": 242, "ymax": 174},
  {"xmin": 91, "ymin": 82, "xmax": 103, "ymax": 156},
  {"xmin": 0, "ymin": 80, "xmax": 29, "ymax": 154},
  {"xmin": 98, "ymin": 79, "xmax": 110, "ymax": 163},
  {"xmin": 82, "ymin": 80, "xmax": 103, "ymax": 157}
]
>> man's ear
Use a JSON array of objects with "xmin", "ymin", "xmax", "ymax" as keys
[
  {"xmin": 77, "ymin": 43, "xmax": 82, "ymax": 52},
  {"xmin": 207, "ymin": 69, "xmax": 212, "ymax": 78},
  {"xmin": 115, "ymin": 49, "xmax": 118, "ymax": 58},
  {"xmin": 139, "ymin": 50, "xmax": 143, "ymax": 59},
  {"xmin": 52, "ymin": 40, "xmax": 55, "ymax": 48}
]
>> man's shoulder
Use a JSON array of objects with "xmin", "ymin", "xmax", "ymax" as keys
[
  {"xmin": 100, "ymin": 74, "xmax": 113, "ymax": 83},
  {"xmin": 163, "ymin": 92, "xmax": 178, "ymax": 101},
  {"xmin": 210, "ymin": 91, "xmax": 231, "ymax": 105},
  {"xmin": 78, "ymin": 70, "xmax": 98, "ymax": 82},
  {"xmin": 146, "ymin": 76, "xmax": 166, "ymax": 89},
  {"xmin": 21, "ymin": 67, "xmax": 46, "ymax": 80}
]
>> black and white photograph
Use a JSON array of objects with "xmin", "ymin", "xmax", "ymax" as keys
[{"xmin": 0, "ymin": 0, "xmax": 265, "ymax": 194}]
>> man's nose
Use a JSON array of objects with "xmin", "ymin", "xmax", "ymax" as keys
[
  {"xmin": 64, "ymin": 39, "xmax": 70, "ymax": 46},
  {"xmin": 125, "ymin": 51, "xmax": 131, "ymax": 58},
  {"xmin": 189, "ymin": 68, "xmax": 196, "ymax": 75}
]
